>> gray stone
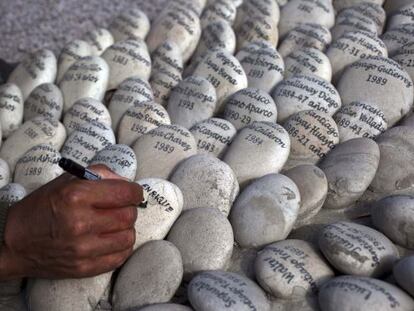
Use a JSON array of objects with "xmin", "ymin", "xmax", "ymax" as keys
[
  {"xmin": 393, "ymin": 256, "xmax": 414, "ymax": 297},
  {"xmin": 0, "ymin": 183, "xmax": 26, "ymax": 203},
  {"xmin": 0, "ymin": 159, "xmax": 10, "ymax": 189},
  {"xmin": 24, "ymin": 83, "xmax": 63, "ymax": 121},
  {"xmin": 382, "ymin": 24, "xmax": 414, "ymax": 57},
  {"xmin": 138, "ymin": 304, "xmax": 192, "ymax": 311}
]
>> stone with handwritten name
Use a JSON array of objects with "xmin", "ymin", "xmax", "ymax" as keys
[
  {"xmin": 112, "ymin": 240, "xmax": 183, "ymax": 311},
  {"xmin": 223, "ymin": 122, "xmax": 290, "ymax": 187},
  {"xmin": 24, "ymin": 83, "xmax": 63, "ymax": 121},
  {"xmin": 167, "ymin": 207, "xmax": 234, "ymax": 278},
  {"xmin": 393, "ymin": 47, "xmax": 414, "ymax": 85},
  {"xmin": 188, "ymin": 270, "xmax": 270, "ymax": 311},
  {"xmin": 151, "ymin": 40, "xmax": 183, "ymax": 75},
  {"xmin": 237, "ymin": 13, "xmax": 279, "ymax": 50},
  {"xmin": 284, "ymin": 47, "xmax": 332, "ymax": 81},
  {"xmin": 230, "ymin": 174, "xmax": 300, "ymax": 248},
  {"xmin": 342, "ymin": 3, "xmax": 386, "ymax": 34},
  {"xmin": 0, "ymin": 159, "xmax": 10, "ymax": 189},
  {"xmin": 8, "ymin": 49, "xmax": 57, "ymax": 100},
  {"xmin": 13, "ymin": 144, "xmax": 63, "ymax": 193},
  {"xmin": 234, "ymin": 0, "xmax": 280, "ymax": 31},
  {"xmin": 0, "ymin": 117, "xmax": 66, "ymax": 173},
  {"xmin": 109, "ymin": 8, "xmax": 150, "ymax": 42},
  {"xmin": 285, "ymin": 165, "xmax": 328, "ymax": 227},
  {"xmin": 382, "ymin": 24, "xmax": 414, "ymax": 56},
  {"xmin": 57, "ymin": 40, "xmax": 92, "ymax": 83},
  {"xmin": 236, "ymin": 40, "xmax": 285, "ymax": 93},
  {"xmin": 83, "ymin": 28, "xmax": 114, "ymax": 56},
  {"xmin": 201, "ymin": 0, "xmax": 237, "ymax": 28},
  {"xmin": 167, "ymin": 76, "xmax": 216, "ymax": 128},
  {"xmin": 388, "ymin": 4, "xmax": 414, "ymax": 31},
  {"xmin": 0, "ymin": 83, "xmax": 23, "ymax": 138},
  {"xmin": 255, "ymin": 239, "xmax": 334, "ymax": 299},
  {"xmin": 0, "ymin": 183, "xmax": 26, "ymax": 203},
  {"xmin": 319, "ymin": 221, "xmax": 398, "ymax": 277},
  {"xmin": 223, "ymin": 88, "xmax": 277, "ymax": 130},
  {"xmin": 150, "ymin": 68, "xmax": 183, "ymax": 107},
  {"xmin": 319, "ymin": 275, "xmax": 414, "ymax": 311},
  {"xmin": 394, "ymin": 256, "xmax": 414, "ymax": 297},
  {"xmin": 60, "ymin": 56, "xmax": 109, "ymax": 112},
  {"xmin": 333, "ymin": 0, "xmax": 385, "ymax": 12},
  {"xmin": 138, "ymin": 304, "xmax": 192, "ymax": 311},
  {"xmin": 331, "ymin": 9, "xmax": 379, "ymax": 41}
]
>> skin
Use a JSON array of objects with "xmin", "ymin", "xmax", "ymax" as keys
[{"xmin": 0, "ymin": 164, "xmax": 143, "ymax": 280}]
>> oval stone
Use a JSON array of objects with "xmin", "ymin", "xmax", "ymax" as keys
[
  {"xmin": 387, "ymin": 4, "xmax": 414, "ymax": 31},
  {"xmin": 0, "ymin": 83, "xmax": 23, "ymax": 138},
  {"xmin": 151, "ymin": 40, "xmax": 184, "ymax": 75},
  {"xmin": 0, "ymin": 183, "xmax": 26, "ymax": 203},
  {"xmin": 382, "ymin": 24, "xmax": 414, "ymax": 56},
  {"xmin": 83, "ymin": 28, "xmax": 114, "ymax": 56},
  {"xmin": 341, "ymin": 3, "xmax": 386, "ymax": 34},
  {"xmin": 24, "ymin": 83, "xmax": 63, "ymax": 121},
  {"xmin": 200, "ymin": 0, "xmax": 237, "ymax": 28},
  {"xmin": 57, "ymin": 39, "xmax": 92, "ymax": 83},
  {"xmin": 332, "ymin": 10, "xmax": 379, "ymax": 41},
  {"xmin": 150, "ymin": 68, "xmax": 183, "ymax": 107},
  {"xmin": 138, "ymin": 304, "xmax": 192, "ymax": 311},
  {"xmin": 234, "ymin": 0, "xmax": 280, "ymax": 31},
  {"xmin": 333, "ymin": 0, "xmax": 384, "ymax": 12},
  {"xmin": 109, "ymin": 8, "xmax": 150, "ymax": 42},
  {"xmin": 0, "ymin": 159, "xmax": 10, "ymax": 189},
  {"xmin": 393, "ymin": 256, "xmax": 414, "ymax": 297}
]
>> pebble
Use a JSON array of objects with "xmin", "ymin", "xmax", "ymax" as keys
[
  {"xmin": 102, "ymin": 39, "xmax": 151, "ymax": 90},
  {"xmin": 332, "ymin": 0, "xmax": 385, "ymax": 12},
  {"xmin": 272, "ymin": 74, "xmax": 341, "ymax": 123},
  {"xmin": 283, "ymin": 110, "xmax": 339, "ymax": 169},
  {"xmin": 108, "ymin": 76, "xmax": 154, "ymax": 131},
  {"xmin": 393, "ymin": 256, "xmax": 414, "ymax": 297},
  {"xmin": 255, "ymin": 239, "xmax": 334, "ymax": 299},
  {"xmin": 331, "ymin": 9, "xmax": 379, "ymax": 41},
  {"xmin": 319, "ymin": 275, "xmax": 414, "ymax": 311},
  {"xmin": 385, "ymin": 0, "xmax": 413, "ymax": 14},
  {"xmin": 193, "ymin": 48, "xmax": 248, "ymax": 112},
  {"xmin": 188, "ymin": 270, "xmax": 270, "ymax": 311},
  {"xmin": 8, "ymin": 49, "xmax": 57, "ymax": 100},
  {"xmin": 151, "ymin": 40, "xmax": 184, "ymax": 75},
  {"xmin": 382, "ymin": 24, "xmax": 414, "ymax": 56},
  {"xmin": 167, "ymin": 76, "xmax": 217, "ymax": 128},
  {"xmin": 0, "ymin": 83, "xmax": 23, "ymax": 138},
  {"xmin": 223, "ymin": 122, "xmax": 291, "ymax": 187},
  {"xmin": 59, "ymin": 56, "xmax": 109, "ymax": 112},
  {"xmin": 134, "ymin": 178, "xmax": 183, "ymax": 249},
  {"xmin": 109, "ymin": 8, "xmax": 150, "ymax": 42},
  {"xmin": 342, "ymin": 3, "xmax": 386, "ymax": 34},
  {"xmin": 190, "ymin": 117, "xmax": 237, "ymax": 158},
  {"xmin": 200, "ymin": 0, "xmax": 237, "ymax": 28},
  {"xmin": 234, "ymin": 0, "xmax": 280, "ymax": 31},
  {"xmin": 0, "ymin": 183, "xmax": 26, "ymax": 203},
  {"xmin": 0, "ymin": 159, "xmax": 10, "ymax": 189},
  {"xmin": 393, "ymin": 47, "xmax": 414, "ymax": 84},
  {"xmin": 284, "ymin": 47, "xmax": 332, "ymax": 81},
  {"xmin": 24, "ymin": 83, "xmax": 63, "ymax": 121},
  {"xmin": 150, "ymin": 68, "xmax": 183, "ymax": 107},
  {"xmin": 285, "ymin": 165, "xmax": 328, "ymax": 227},
  {"xmin": 138, "ymin": 304, "xmax": 192, "ymax": 311},
  {"xmin": 230, "ymin": 174, "xmax": 301, "ymax": 248},
  {"xmin": 90, "ymin": 144, "xmax": 137, "ymax": 180},
  {"xmin": 61, "ymin": 121, "xmax": 115, "ymax": 166},
  {"xmin": 236, "ymin": 40, "xmax": 285, "ymax": 93},
  {"xmin": 83, "ymin": 28, "xmax": 114, "ymax": 56},
  {"xmin": 170, "ymin": 154, "xmax": 239, "ymax": 216},
  {"xmin": 278, "ymin": 23, "xmax": 332, "ymax": 59},
  {"xmin": 167, "ymin": 207, "xmax": 234, "ymax": 278},
  {"xmin": 371, "ymin": 195, "xmax": 414, "ymax": 249},
  {"xmin": 56, "ymin": 40, "xmax": 92, "ymax": 83},
  {"xmin": 337, "ymin": 56, "xmax": 414, "ymax": 127},
  {"xmin": 112, "ymin": 240, "xmax": 183, "ymax": 311},
  {"xmin": 319, "ymin": 221, "xmax": 399, "ymax": 277},
  {"xmin": 319, "ymin": 138, "xmax": 380, "ymax": 209},
  {"xmin": 333, "ymin": 101, "xmax": 388, "ymax": 142},
  {"xmin": 0, "ymin": 117, "xmax": 66, "ymax": 172},
  {"xmin": 387, "ymin": 4, "xmax": 414, "ymax": 31},
  {"xmin": 13, "ymin": 144, "xmax": 63, "ymax": 193},
  {"xmin": 63, "ymin": 98, "xmax": 111, "ymax": 135},
  {"xmin": 117, "ymin": 101, "xmax": 170, "ymax": 146}
]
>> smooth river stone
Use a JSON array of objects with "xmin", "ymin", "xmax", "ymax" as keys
[
  {"xmin": 8, "ymin": 49, "xmax": 57, "ymax": 100},
  {"xmin": 371, "ymin": 195, "xmax": 414, "ymax": 249},
  {"xmin": 27, "ymin": 273, "xmax": 112, "ymax": 311},
  {"xmin": 118, "ymin": 101, "xmax": 170, "ymax": 146},
  {"xmin": 132, "ymin": 124, "xmax": 196, "ymax": 180},
  {"xmin": 223, "ymin": 122, "xmax": 291, "ymax": 187},
  {"xmin": 138, "ymin": 304, "xmax": 192, "ymax": 311},
  {"xmin": 279, "ymin": 0, "xmax": 335, "ymax": 39},
  {"xmin": 0, "ymin": 183, "xmax": 26, "ymax": 203},
  {"xmin": 272, "ymin": 74, "xmax": 341, "ymax": 123},
  {"xmin": 0, "ymin": 117, "xmax": 66, "ymax": 172},
  {"xmin": 192, "ymin": 48, "xmax": 248, "ymax": 112},
  {"xmin": 333, "ymin": 101, "xmax": 387, "ymax": 142},
  {"xmin": 61, "ymin": 121, "xmax": 115, "ymax": 166},
  {"xmin": 150, "ymin": 68, "xmax": 182, "ymax": 107},
  {"xmin": 234, "ymin": 0, "xmax": 280, "ymax": 31},
  {"xmin": 151, "ymin": 40, "xmax": 184, "ymax": 75},
  {"xmin": 236, "ymin": 40, "xmax": 285, "ymax": 93},
  {"xmin": 0, "ymin": 159, "xmax": 10, "ymax": 189},
  {"xmin": 332, "ymin": 9, "xmax": 379, "ymax": 41},
  {"xmin": 170, "ymin": 154, "xmax": 239, "ymax": 216},
  {"xmin": 341, "ymin": 3, "xmax": 386, "ymax": 34},
  {"xmin": 90, "ymin": 144, "xmax": 137, "ymax": 180},
  {"xmin": 319, "ymin": 221, "xmax": 399, "ymax": 277},
  {"xmin": 167, "ymin": 207, "xmax": 234, "ymax": 278},
  {"xmin": 388, "ymin": 4, "xmax": 414, "ymax": 31},
  {"xmin": 319, "ymin": 275, "xmax": 414, "ymax": 311},
  {"xmin": 83, "ymin": 28, "xmax": 114, "ymax": 56},
  {"xmin": 56, "ymin": 39, "xmax": 92, "ymax": 83},
  {"xmin": 382, "ymin": 24, "xmax": 414, "ymax": 56},
  {"xmin": 13, "ymin": 144, "xmax": 63, "ymax": 194},
  {"xmin": 385, "ymin": 0, "xmax": 414, "ymax": 14},
  {"xmin": 230, "ymin": 174, "xmax": 301, "ymax": 248},
  {"xmin": 393, "ymin": 48, "xmax": 414, "ymax": 84},
  {"xmin": 333, "ymin": 0, "xmax": 385, "ymax": 12},
  {"xmin": 278, "ymin": 23, "xmax": 332, "ymax": 59},
  {"xmin": 134, "ymin": 178, "xmax": 183, "ymax": 249},
  {"xmin": 0, "ymin": 83, "xmax": 23, "ymax": 138},
  {"xmin": 255, "ymin": 239, "xmax": 334, "ymax": 299},
  {"xmin": 167, "ymin": 76, "xmax": 217, "ymax": 128},
  {"xmin": 60, "ymin": 56, "xmax": 109, "ymax": 112},
  {"xmin": 109, "ymin": 8, "xmax": 150, "ymax": 42},
  {"xmin": 112, "ymin": 240, "xmax": 183, "ymax": 311},
  {"xmin": 24, "ymin": 83, "xmax": 63, "ymax": 121},
  {"xmin": 327, "ymin": 31, "xmax": 388, "ymax": 82},
  {"xmin": 190, "ymin": 118, "xmax": 236, "ymax": 157},
  {"xmin": 63, "ymin": 98, "xmax": 111, "ymax": 135},
  {"xmin": 337, "ymin": 56, "xmax": 414, "ymax": 127},
  {"xmin": 102, "ymin": 39, "xmax": 151, "ymax": 90},
  {"xmin": 200, "ymin": 0, "xmax": 237, "ymax": 28},
  {"xmin": 223, "ymin": 88, "xmax": 277, "ymax": 130},
  {"xmin": 188, "ymin": 270, "xmax": 270, "ymax": 311},
  {"xmin": 108, "ymin": 76, "xmax": 154, "ymax": 131},
  {"xmin": 283, "ymin": 110, "xmax": 339, "ymax": 169},
  {"xmin": 285, "ymin": 164, "xmax": 328, "ymax": 227},
  {"xmin": 394, "ymin": 256, "xmax": 414, "ymax": 297},
  {"xmin": 284, "ymin": 47, "xmax": 332, "ymax": 81}
]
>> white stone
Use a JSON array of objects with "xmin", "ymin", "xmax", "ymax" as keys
[
  {"xmin": 151, "ymin": 40, "xmax": 183, "ymax": 75},
  {"xmin": 200, "ymin": 0, "xmax": 237, "ymax": 28},
  {"xmin": 393, "ymin": 256, "xmax": 414, "ymax": 297},
  {"xmin": 382, "ymin": 24, "xmax": 414, "ymax": 56},
  {"xmin": 393, "ymin": 47, "xmax": 414, "ymax": 86},
  {"xmin": 234, "ymin": 0, "xmax": 280, "ymax": 31},
  {"xmin": 0, "ymin": 83, "xmax": 23, "ymax": 138},
  {"xmin": 0, "ymin": 159, "xmax": 10, "ymax": 189},
  {"xmin": 341, "ymin": 3, "xmax": 386, "ymax": 34},
  {"xmin": 388, "ymin": 4, "xmax": 414, "ymax": 31},
  {"xmin": 332, "ymin": 0, "xmax": 385, "ymax": 12},
  {"xmin": 24, "ymin": 83, "xmax": 63, "ymax": 121},
  {"xmin": 0, "ymin": 183, "xmax": 26, "ymax": 203},
  {"xmin": 83, "ymin": 28, "xmax": 114, "ymax": 56},
  {"xmin": 385, "ymin": 0, "xmax": 413, "ymax": 14},
  {"xmin": 150, "ymin": 68, "xmax": 182, "ymax": 107},
  {"xmin": 57, "ymin": 40, "xmax": 92, "ymax": 83},
  {"xmin": 109, "ymin": 8, "xmax": 150, "ymax": 42},
  {"xmin": 331, "ymin": 9, "xmax": 379, "ymax": 41},
  {"xmin": 138, "ymin": 304, "xmax": 192, "ymax": 311}
]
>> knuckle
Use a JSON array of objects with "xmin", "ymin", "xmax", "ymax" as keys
[
  {"xmin": 62, "ymin": 186, "xmax": 86, "ymax": 206},
  {"xmin": 73, "ymin": 242, "xmax": 89, "ymax": 258},
  {"xmin": 121, "ymin": 207, "xmax": 138, "ymax": 226},
  {"xmin": 70, "ymin": 220, "xmax": 88, "ymax": 236},
  {"xmin": 125, "ymin": 229, "xmax": 136, "ymax": 248},
  {"xmin": 73, "ymin": 260, "xmax": 90, "ymax": 276}
]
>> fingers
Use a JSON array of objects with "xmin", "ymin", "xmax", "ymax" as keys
[
  {"xmin": 88, "ymin": 164, "xmax": 127, "ymax": 180},
  {"xmin": 90, "ymin": 206, "xmax": 138, "ymax": 234}
]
